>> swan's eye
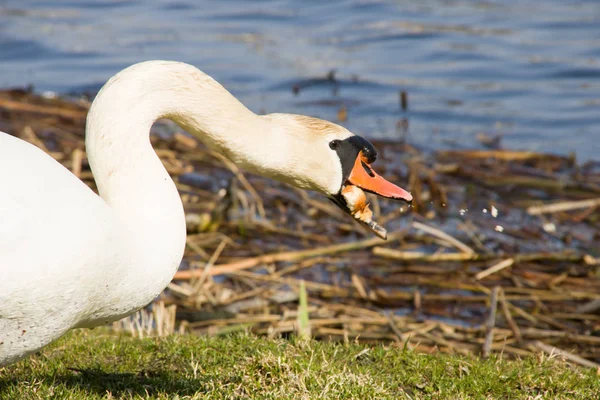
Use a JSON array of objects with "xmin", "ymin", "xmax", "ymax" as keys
[
  {"xmin": 329, "ymin": 140, "xmax": 341, "ymax": 150},
  {"xmin": 361, "ymin": 146, "xmax": 377, "ymax": 163}
]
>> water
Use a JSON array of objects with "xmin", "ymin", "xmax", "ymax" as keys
[{"xmin": 1, "ymin": 0, "xmax": 599, "ymax": 160}]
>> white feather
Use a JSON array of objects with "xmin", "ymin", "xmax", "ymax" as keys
[{"xmin": 0, "ymin": 60, "xmax": 351, "ymax": 366}]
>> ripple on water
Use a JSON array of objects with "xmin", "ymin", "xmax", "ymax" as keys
[{"xmin": 0, "ymin": 0, "xmax": 598, "ymax": 160}]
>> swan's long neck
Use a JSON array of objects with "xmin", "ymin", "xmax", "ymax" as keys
[
  {"xmin": 87, "ymin": 61, "xmax": 265, "ymax": 211},
  {"xmin": 87, "ymin": 61, "xmax": 338, "ymax": 213},
  {"xmin": 84, "ymin": 61, "xmax": 271, "ymax": 312}
]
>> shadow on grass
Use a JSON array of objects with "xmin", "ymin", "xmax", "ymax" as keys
[{"xmin": 0, "ymin": 367, "xmax": 238, "ymax": 397}]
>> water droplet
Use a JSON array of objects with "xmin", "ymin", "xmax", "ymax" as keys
[
  {"xmin": 543, "ymin": 223, "xmax": 556, "ymax": 233},
  {"xmin": 42, "ymin": 91, "xmax": 57, "ymax": 99},
  {"xmin": 495, "ymin": 225, "xmax": 504, "ymax": 232},
  {"xmin": 459, "ymin": 208, "xmax": 468, "ymax": 216},
  {"xmin": 482, "ymin": 208, "xmax": 488, "ymax": 214},
  {"xmin": 491, "ymin": 206, "xmax": 498, "ymax": 218}
]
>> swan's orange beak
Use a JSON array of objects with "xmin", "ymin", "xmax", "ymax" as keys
[{"xmin": 348, "ymin": 152, "xmax": 412, "ymax": 202}]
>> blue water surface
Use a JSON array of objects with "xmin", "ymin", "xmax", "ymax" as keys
[{"xmin": 1, "ymin": 0, "xmax": 599, "ymax": 160}]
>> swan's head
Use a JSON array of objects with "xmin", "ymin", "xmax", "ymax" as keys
[{"xmin": 263, "ymin": 114, "xmax": 412, "ymax": 239}]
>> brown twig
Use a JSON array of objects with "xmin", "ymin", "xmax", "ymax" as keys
[
  {"xmin": 174, "ymin": 231, "xmax": 405, "ymax": 279},
  {"xmin": 482, "ymin": 287, "xmax": 500, "ymax": 357},
  {"xmin": 532, "ymin": 341, "xmax": 600, "ymax": 369},
  {"xmin": 475, "ymin": 258, "xmax": 514, "ymax": 280},
  {"xmin": 412, "ymin": 221, "xmax": 475, "ymax": 254},
  {"xmin": 499, "ymin": 288, "xmax": 522, "ymax": 343},
  {"xmin": 527, "ymin": 198, "xmax": 600, "ymax": 215}
]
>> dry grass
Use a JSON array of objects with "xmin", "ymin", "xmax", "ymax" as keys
[{"xmin": 1, "ymin": 88, "xmax": 599, "ymax": 370}]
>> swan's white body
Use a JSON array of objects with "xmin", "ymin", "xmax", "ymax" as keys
[{"xmin": 0, "ymin": 61, "xmax": 358, "ymax": 367}]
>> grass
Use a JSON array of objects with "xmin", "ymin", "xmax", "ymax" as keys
[{"xmin": 1, "ymin": 330, "xmax": 598, "ymax": 399}]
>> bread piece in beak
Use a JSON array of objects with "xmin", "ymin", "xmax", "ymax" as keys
[{"xmin": 339, "ymin": 184, "xmax": 388, "ymax": 239}]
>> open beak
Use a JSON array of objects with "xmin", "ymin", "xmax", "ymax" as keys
[
  {"xmin": 329, "ymin": 151, "xmax": 412, "ymax": 240},
  {"xmin": 348, "ymin": 152, "xmax": 413, "ymax": 202}
]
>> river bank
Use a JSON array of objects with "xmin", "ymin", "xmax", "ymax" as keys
[{"xmin": 1, "ymin": 88, "xmax": 599, "ymax": 369}]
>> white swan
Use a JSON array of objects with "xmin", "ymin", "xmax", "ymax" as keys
[{"xmin": 0, "ymin": 61, "xmax": 411, "ymax": 367}]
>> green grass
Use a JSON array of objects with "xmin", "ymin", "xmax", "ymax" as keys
[{"xmin": 1, "ymin": 330, "xmax": 598, "ymax": 399}]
